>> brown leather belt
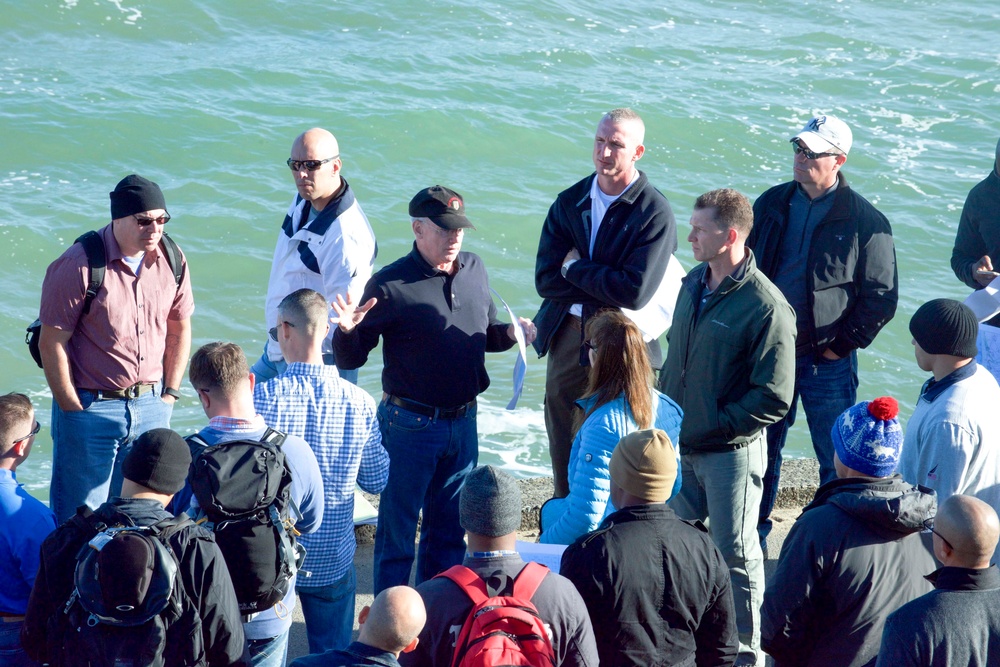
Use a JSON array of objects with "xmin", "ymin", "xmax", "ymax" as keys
[
  {"xmin": 81, "ymin": 382, "xmax": 157, "ymax": 401},
  {"xmin": 0, "ymin": 613, "xmax": 25, "ymax": 622},
  {"xmin": 385, "ymin": 394, "xmax": 476, "ymax": 420}
]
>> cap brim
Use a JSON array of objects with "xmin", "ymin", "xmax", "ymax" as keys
[
  {"xmin": 793, "ymin": 132, "xmax": 839, "ymax": 154},
  {"xmin": 430, "ymin": 215, "xmax": 475, "ymax": 231}
]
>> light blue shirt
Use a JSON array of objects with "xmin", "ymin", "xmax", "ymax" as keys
[
  {"xmin": 0, "ymin": 469, "xmax": 56, "ymax": 613},
  {"xmin": 255, "ymin": 363, "xmax": 389, "ymax": 586}
]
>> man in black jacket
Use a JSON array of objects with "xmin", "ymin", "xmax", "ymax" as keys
[
  {"xmin": 534, "ymin": 107, "xmax": 677, "ymax": 497},
  {"xmin": 561, "ymin": 428, "xmax": 738, "ymax": 667},
  {"xmin": 749, "ymin": 115, "xmax": 898, "ymax": 549},
  {"xmin": 762, "ymin": 397, "xmax": 935, "ymax": 667},
  {"xmin": 951, "ymin": 136, "xmax": 1000, "ymax": 327},
  {"xmin": 22, "ymin": 428, "xmax": 249, "ymax": 667}
]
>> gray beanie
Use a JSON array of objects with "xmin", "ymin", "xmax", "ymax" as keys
[
  {"xmin": 459, "ymin": 465, "xmax": 522, "ymax": 537},
  {"xmin": 909, "ymin": 298, "xmax": 979, "ymax": 359}
]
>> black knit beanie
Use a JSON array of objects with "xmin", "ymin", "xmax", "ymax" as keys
[
  {"xmin": 909, "ymin": 298, "xmax": 979, "ymax": 358},
  {"xmin": 122, "ymin": 428, "xmax": 191, "ymax": 495},
  {"xmin": 110, "ymin": 174, "xmax": 166, "ymax": 220}
]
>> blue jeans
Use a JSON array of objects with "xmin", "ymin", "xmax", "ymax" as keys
[
  {"xmin": 296, "ymin": 568, "xmax": 356, "ymax": 655},
  {"xmin": 670, "ymin": 434, "xmax": 766, "ymax": 666},
  {"xmin": 373, "ymin": 401, "xmax": 478, "ymax": 594},
  {"xmin": 0, "ymin": 620, "xmax": 38, "ymax": 667},
  {"xmin": 758, "ymin": 351, "xmax": 858, "ymax": 543},
  {"xmin": 247, "ymin": 627, "xmax": 289, "ymax": 667},
  {"xmin": 50, "ymin": 388, "xmax": 173, "ymax": 524},
  {"xmin": 251, "ymin": 345, "xmax": 358, "ymax": 384}
]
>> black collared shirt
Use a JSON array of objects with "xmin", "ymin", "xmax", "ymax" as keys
[{"xmin": 333, "ymin": 244, "xmax": 514, "ymax": 408}]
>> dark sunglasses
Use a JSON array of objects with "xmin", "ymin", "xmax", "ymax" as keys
[
  {"xmin": 286, "ymin": 156, "xmax": 339, "ymax": 172},
  {"xmin": 791, "ymin": 143, "xmax": 839, "ymax": 161},
  {"xmin": 922, "ymin": 517, "xmax": 954, "ymax": 551},
  {"xmin": 12, "ymin": 420, "xmax": 40, "ymax": 444},
  {"xmin": 133, "ymin": 213, "xmax": 171, "ymax": 227},
  {"xmin": 268, "ymin": 320, "xmax": 296, "ymax": 341},
  {"xmin": 583, "ymin": 339, "xmax": 597, "ymax": 352}
]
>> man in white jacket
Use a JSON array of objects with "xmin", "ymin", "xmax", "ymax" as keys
[
  {"xmin": 898, "ymin": 298, "xmax": 1000, "ymax": 561},
  {"xmin": 253, "ymin": 127, "xmax": 377, "ymax": 384}
]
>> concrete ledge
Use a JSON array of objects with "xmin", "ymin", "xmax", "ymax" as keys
[{"xmin": 355, "ymin": 458, "xmax": 820, "ymax": 543}]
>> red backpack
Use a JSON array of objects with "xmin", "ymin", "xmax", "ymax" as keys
[{"xmin": 437, "ymin": 562, "xmax": 557, "ymax": 667}]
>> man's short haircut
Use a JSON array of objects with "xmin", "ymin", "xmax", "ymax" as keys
[
  {"xmin": 694, "ymin": 188, "xmax": 754, "ymax": 239},
  {"xmin": 189, "ymin": 342, "xmax": 249, "ymax": 397},
  {"xmin": 278, "ymin": 288, "xmax": 329, "ymax": 337},
  {"xmin": 602, "ymin": 108, "xmax": 645, "ymax": 144},
  {"xmin": 0, "ymin": 393, "xmax": 33, "ymax": 456}
]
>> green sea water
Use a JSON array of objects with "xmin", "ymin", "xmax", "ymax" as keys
[{"xmin": 3, "ymin": 0, "xmax": 999, "ymax": 499}]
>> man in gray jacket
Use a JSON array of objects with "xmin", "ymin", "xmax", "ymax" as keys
[
  {"xmin": 762, "ymin": 397, "xmax": 936, "ymax": 667},
  {"xmin": 400, "ymin": 465, "xmax": 598, "ymax": 667},
  {"xmin": 660, "ymin": 188, "xmax": 796, "ymax": 666},
  {"xmin": 877, "ymin": 494, "xmax": 1000, "ymax": 666}
]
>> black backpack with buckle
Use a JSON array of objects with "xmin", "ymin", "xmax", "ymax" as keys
[
  {"xmin": 46, "ymin": 508, "xmax": 197, "ymax": 667},
  {"xmin": 186, "ymin": 428, "xmax": 305, "ymax": 615}
]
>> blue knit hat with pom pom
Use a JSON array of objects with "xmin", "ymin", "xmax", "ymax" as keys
[{"xmin": 831, "ymin": 397, "xmax": 902, "ymax": 478}]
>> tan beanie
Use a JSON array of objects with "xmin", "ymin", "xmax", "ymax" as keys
[{"xmin": 609, "ymin": 428, "xmax": 678, "ymax": 503}]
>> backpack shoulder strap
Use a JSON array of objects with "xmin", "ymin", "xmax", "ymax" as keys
[
  {"xmin": 511, "ymin": 562, "xmax": 549, "ymax": 601},
  {"xmin": 436, "ymin": 565, "xmax": 489, "ymax": 605},
  {"xmin": 74, "ymin": 231, "xmax": 106, "ymax": 316},
  {"xmin": 185, "ymin": 433, "xmax": 211, "ymax": 460},
  {"xmin": 259, "ymin": 427, "xmax": 287, "ymax": 448},
  {"xmin": 148, "ymin": 514, "xmax": 196, "ymax": 554},
  {"xmin": 158, "ymin": 233, "xmax": 184, "ymax": 287}
]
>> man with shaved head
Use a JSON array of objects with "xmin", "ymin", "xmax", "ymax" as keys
[
  {"xmin": 534, "ymin": 107, "xmax": 678, "ymax": 498},
  {"xmin": 877, "ymin": 494, "xmax": 1000, "ymax": 666},
  {"xmin": 253, "ymin": 128, "xmax": 377, "ymax": 384},
  {"xmin": 289, "ymin": 586, "xmax": 426, "ymax": 667}
]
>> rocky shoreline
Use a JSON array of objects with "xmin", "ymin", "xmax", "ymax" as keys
[{"xmin": 356, "ymin": 457, "xmax": 820, "ymax": 542}]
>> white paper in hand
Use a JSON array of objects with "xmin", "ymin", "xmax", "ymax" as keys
[
  {"xmin": 490, "ymin": 288, "xmax": 527, "ymax": 409},
  {"xmin": 963, "ymin": 274, "xmax": 1000, "ymax": 322}
]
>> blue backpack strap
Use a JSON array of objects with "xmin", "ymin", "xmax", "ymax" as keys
[{"xmin": 74, "ymin": 231, "xmax": 106, "ymax": 316}]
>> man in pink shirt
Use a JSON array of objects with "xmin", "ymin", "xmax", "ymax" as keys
[{"xmin": 38, "ymin": 174, "xmax": 194, "ymax": 522}]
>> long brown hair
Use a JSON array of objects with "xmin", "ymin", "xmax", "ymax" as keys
[{"xmin": 578, "ymin": 310, "xmax": 653, "ymax": 429}]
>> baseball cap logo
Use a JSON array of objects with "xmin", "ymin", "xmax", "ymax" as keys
[
  {"xmin": 448, "ymin": 197, "xmax": 462, "ymax": 211},
  {"xmin": 806, "ymin": 116, "xmax": 827, "ymax": 131}
]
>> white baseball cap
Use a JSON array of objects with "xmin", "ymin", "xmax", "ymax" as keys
[{"xmin": 792, "ymin": 115, "xmax": 853, "ymax": 156}]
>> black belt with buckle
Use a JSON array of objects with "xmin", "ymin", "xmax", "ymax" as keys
[
  {"xmin": 386, "ymin": 394, "xmax": 476, "ymax": 420},
  {"xmin": 82, "ymin": 382, "xmax": 157, "ymax": 401}
]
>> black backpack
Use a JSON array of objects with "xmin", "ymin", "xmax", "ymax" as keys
[
  {"xmin": 48, "ymin": 509, "xmax": 196, "ymax": 667},
  {"xmin": 26, "ymin": 230, "xmax": 183, "ymax": 368},
  {"xmin": 187, "ymin": 428, "xmax": 304, "ymax": 614}
]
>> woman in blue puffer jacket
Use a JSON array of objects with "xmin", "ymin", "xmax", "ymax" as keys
[{"xmin": 538, "ymin": 310, "xmax": 683, "ymax": 545}]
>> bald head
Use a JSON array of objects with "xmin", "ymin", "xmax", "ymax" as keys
[
  {"xmin": 289, "ymin": 128, "xmax": 343, "ymax": 208},
  {"xmin": 359, "ymin": 586, "xmax": 426, "ymax": 656},
  {"xmin": 935, "ymin": 495, "xmax": 1000, "ymax": 569},
  {"xmin": 294, "ymin": 128, "xmax": 340, "ymax": 158}
]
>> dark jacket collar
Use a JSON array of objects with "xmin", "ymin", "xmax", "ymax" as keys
[
  {"xmin": 919, "ymin": 360, "xmax": 978, "ymax": 402},
  {"xmin": 282, "ymin": 178, "xmax": 357, "ymax": 238},
  {"xmin": 925, "ymin": 564, "xmax": 1000, "ymax": 591},
  {"xmin": 342, "ymin": 641, "xmax": 401, "ymax": 666}
]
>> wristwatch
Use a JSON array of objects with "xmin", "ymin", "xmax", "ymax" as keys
[
  {"xmin": 561, "ymin": 258, "xmax": 577, "ymax": 278},
  {"xmin": 161, "ymin": 387, "xmax": 182, "ymax": 400}
]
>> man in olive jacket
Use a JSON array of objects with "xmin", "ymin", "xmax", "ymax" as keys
[{"xmin": 660, "ymin": 188, "xmax": 795, "ymax": 666}]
